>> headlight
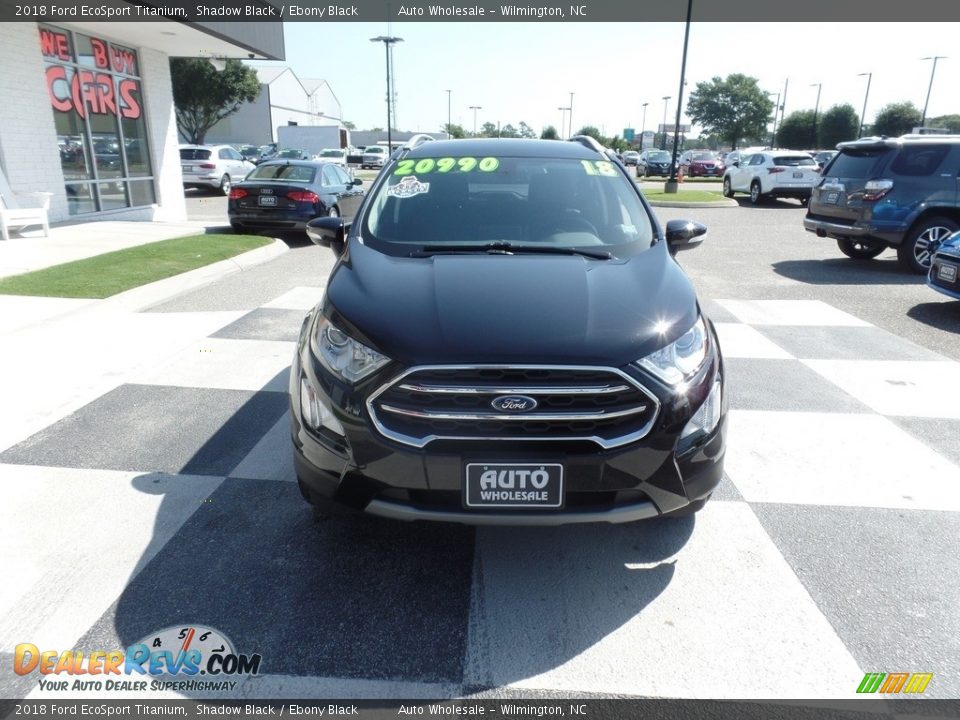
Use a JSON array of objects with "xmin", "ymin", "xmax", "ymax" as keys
[
  {"xmin": 678, "ymin": 376, "xmax": 722, "ymax": 452},
  {"xmin": 310, "ymin": 316, "xmax": 390, "ymax": 384},
  {"xmin": 637, "ymin": 316, "xmax": 709, "ymax": 386}
]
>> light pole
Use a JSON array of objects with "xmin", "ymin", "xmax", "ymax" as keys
[
  {"xmin": 569, "ymin": 92, "xmax": 575, "ymax": 137},
  {"xmin": 370, "ymin": 35, "xmax": 403, "ymax": 152},
  {"xmin": 469, "ymin": 105, "xmax": 482, "ymax": 136},
  {"xmin": 558, "ymin": 107, "xmax": 569, "ymax": 138},
  {"xmin": 666, "ymin": 0, "xmax": 692, "ymax": 192},
  {"xmin": 660, "ymin": 95, "xmax": 671, "ymax": 150},
  {"xmin": 857, "ymin": 72, "xmax": 872, "ymax": 138},
  {"xmin": 810, "ymin": 82, "xmax": 822, "ymax": 148},
  {"xmin": 640, "ymin": 102, "xmax": 648, "ymax": 147},
  {"xmin": 765, "ymin": 91, "xmax": 781, "ymax": 147},
  {"xmin": 921, "ymin": 56, "xmax": 947, "ymax": 128},
  {"xmin": 446, "ymin": 89, "xmax": 451, "ymax": 138}
]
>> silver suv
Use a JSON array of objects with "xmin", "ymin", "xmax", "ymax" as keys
[
  {"xmin": 722, "ymin": 150, "xmax": 819, "ymax": 205},
  {"xmin": 361, "ymin": 146, "xmax": 388, "ymax": 169},
  {"xmin": 180, "ymin": 145, "xmax": 256, "ymax": 195}
]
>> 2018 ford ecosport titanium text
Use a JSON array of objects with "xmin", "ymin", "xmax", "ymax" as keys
[{"xmin": 290, "ymin": 136, "xmax": 727, "ymax": 525}]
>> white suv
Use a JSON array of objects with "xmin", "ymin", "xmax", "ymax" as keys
[
  {"xmin": 361, "ymin": 145, "xmax": 388, "ymax": 169},
  {"xmin": 722, "ymin": 150, "xmax": 820, "ymax": 205},
  {"xmin": 180, "ymin": 145, "xmax": 255, "ymax": 195}
]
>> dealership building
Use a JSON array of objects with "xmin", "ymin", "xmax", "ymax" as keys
[{"xmin": 0, "ymin": 19, "xmax": 285, "ymax": 224}]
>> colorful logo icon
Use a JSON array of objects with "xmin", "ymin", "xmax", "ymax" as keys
[{"xmin": 857, "ymin": 672, "xmax": 933, "ymax": 694}]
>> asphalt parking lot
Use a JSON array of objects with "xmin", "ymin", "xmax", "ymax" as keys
[{"xmin": 2, "ymin": 182, "xmax": 957, "ymax": 702}]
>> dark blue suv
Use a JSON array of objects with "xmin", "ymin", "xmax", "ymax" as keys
[{"xmin": 804, "ymin": 136, "xmax": 960, "ymax": 273}]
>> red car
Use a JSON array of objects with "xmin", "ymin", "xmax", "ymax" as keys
[{"xmin": 680, "ymin": 150, "xmax": 724, "ymax": 177}]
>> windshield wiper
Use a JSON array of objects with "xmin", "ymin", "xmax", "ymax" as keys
[{"xmin": 410, "ymin": 241, "xmax": 612, "ymax": 260}]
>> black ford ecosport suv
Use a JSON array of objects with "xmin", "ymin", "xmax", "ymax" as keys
[
  {"xmin": 290, "ymin": 136, "xmax": 726, "ymax": 525},
  {"xmin": 804, "ymin": 135, "xmax": 960, "ymax": 273}
]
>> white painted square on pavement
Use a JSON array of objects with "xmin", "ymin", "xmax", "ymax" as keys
[
  {"xmin": 713, "ymin": 323, "xmax": 794, "ymax": 359},
  {"xmin": 262, "ymin": 286, "xmax": 325, "ymax": 310},
  {"xmin": 229, "ymin": 411, "xmax": 296, "ymax": 482},
  {"xmin": 716, "ymin": 299, "xmax": 872, "ymax": 327},
  {"xmin": 131, "ymin": 338, "xmax": 294, "ymax": 393},
  {"xmin": 803, "ymin": 359, "xmax": 960, "ymax": 419},
  {"xmin": 465, "ymin": 502, "xmax": 862, "ymax": 699},
  {"xmin": 724, "ymin": 410, "xmax": 960, "ymax": 511}
]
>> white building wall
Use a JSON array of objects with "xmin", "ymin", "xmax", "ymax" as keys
[
  {"xmin": 309, "ymin": 83, "xmax": 342, "ymax": 121},
  {"xmin": 0, "ymin": 23, "xmax": 185, "ymax": 224},
  {"xmin": 0, "ymin": 23, "xmax": 68, "ymax": 222}
]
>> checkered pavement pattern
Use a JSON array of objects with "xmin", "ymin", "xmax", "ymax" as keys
[{"xmin": 1, "ymin": 283, "xmax": 958, "ymax": 702}]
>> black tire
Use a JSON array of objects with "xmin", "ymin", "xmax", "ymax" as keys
[
  {"xmin": 836, "ymin": 238, "xmax": 885, "ymax": 260},
  {"xmin": 898, "ymin": 215, "xmax": 959, "ymax": 274},
  {"xmin": 722, "ymin": 176, "xmax": 734, "ymax": 198},
  {"xmin": 644, "ymin": 167, "xmax": 651, "ymax": 178},
  {"xmin": 219, "ymin": 174, "xmax": 231, "ymax": 195},
  {"xmin": 663, "ymin": 494, "xmax": 711, "ymax": 518},
  {"xmin": 230, "ymin": 223, "xmax": 242, "ymax": 234},
  {"xmin": 799, "ymin": 196, "xmax": 809, "ymax": 206},
  {"xmin": 749, "ymin": 180, "xmax": 763, "ymax": 205},
  {"xmin": 327, "ymin": 206, "xmax": 339, "ymax": 218}
]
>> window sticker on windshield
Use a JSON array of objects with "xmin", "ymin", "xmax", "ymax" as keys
[
  {"xmin": 580, "ymin": 160, "xmax": 619, "ymax": 177},
  {"xmin": 394, "ymin": 156, "xmax": 500, "ymax": 176},
  {"xmin": 386, "ymin": 175, "xmax": 431, "ymax": 198}
]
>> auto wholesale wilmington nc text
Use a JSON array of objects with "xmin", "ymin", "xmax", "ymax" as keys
[{"xmin": 396, "ymin": 5, "xmax": 585, "ymax": 17}]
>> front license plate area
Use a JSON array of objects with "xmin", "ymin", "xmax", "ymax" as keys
[
  {"xmin": 258, "ymin": 195, "xmax": 277, "ymax": 206},
  {"xmin": 464, "ymin": 463, "xmax": 564, "ymax": 509},
  {"xmin": 938, "ymin": 262, "xmax": 957, "ymax": 282}
]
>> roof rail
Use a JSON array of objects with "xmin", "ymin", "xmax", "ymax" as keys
[
  {"xmin": 568, "ymin": 135, "xmax": 606, "ymax": 154},
  {"xmin": 402, "ymin": 133, "xmax": 437, "ymax": 150}
]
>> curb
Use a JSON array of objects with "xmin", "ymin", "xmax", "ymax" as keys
[
  {"xmin": 103, "ymin": 237, "xmax": 289, "ymax": 312},
  {"xmin": 647, "ymin": 199, "xmax": 738, "ymax": 208}
]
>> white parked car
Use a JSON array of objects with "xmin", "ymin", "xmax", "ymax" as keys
[
  {"xmin": 180, "ymin": 144, "xmax": 255, "ymax": 195},
  {"xmin": 722, "ymin": 150, "xmax": 820, "ymax": 205},
  {"xmin": 314, "ymin": 148, "xmax": 348, "ymax": 167},
  {"xmin": 361, "ymin": 145, "xmax": 388, "ymax": 169}
]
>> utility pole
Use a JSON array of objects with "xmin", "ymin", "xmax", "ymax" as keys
[
  {"xmin": 469, "ymin": 105, "xmax": 482, "ymax": 136},
  {"xmin": 857, "ymin": 72, "xmax": 872, "ymax": 138},
  {"xmin": 921, "ymin": 56, "xmax": 947, "ymax": 127},
  {"xmin": 370, "ymin": 35, "xmax": 403, "ymax": 152}
]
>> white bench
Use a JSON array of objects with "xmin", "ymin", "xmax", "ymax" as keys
[{"xmin": 0, "ymin": 167, "xmax": 52, "ymax": 240}]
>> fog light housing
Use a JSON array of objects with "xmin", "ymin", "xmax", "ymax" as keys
[
  {"xmin": 678, "ymin": 376, "xmax": 722, "ymax": 452},
  {"xmin": 300, "ymin": 376, "xmax": 345, "ymax": 436}
]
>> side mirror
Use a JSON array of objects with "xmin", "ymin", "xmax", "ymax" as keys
[
  {"xmin": 665, "ymin": 219, "xmax": 707, "ymax": 255},
  {"xmin": 306, "ymin": 216, "xmax": 349, "ymax": 255},
  {"xmin": 351, "ymin": 178, "xmax": 363, "ymax": 186},
  {"xmin": 731, "ymin": 160, "xmax": 740, "ymax": 167}
]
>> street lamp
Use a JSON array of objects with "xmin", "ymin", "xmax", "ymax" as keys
[
  {"xmin": 765, "ymin": 91, "xmax": 781, "ymax": 147},
  {"xmin": 569, "ymin": 92, "xmax": 575, "ymax": 138},
  {"xmin": 660, "ymin": 95, "xmax": 671, "ymax": 150},
  {"xmin": 857, "ymin": 72, "xmax": 872, "ymax": 138},
  {"xmin": 810, "ymin": 82, "xmax": 822, "ymax": 148},
  {"xmin": 558, "ymin": 107, "xmax": 570, "ymax": 138},
  {"xmin": 446, "ymin": 89, "xmax": 451, "ymax": 138},
  {"xmin": 921, "ymin": 56, "xmax": 947, "ymax": 127},
  {"xmin": 370, "ymin": 35, "xmax": 403, "ymax": 152},
  {"xmin": 469, "ymin": 105, "xmax": 482, "ymax": 136},
  {"xmin": 640, "ymin": 102, "xmax": 649, "ymax": 147},
  {"xmin": 665, "ymin": 0, "xmax": 692, "ymax": 192}
]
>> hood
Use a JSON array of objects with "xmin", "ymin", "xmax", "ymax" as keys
[{"xmin": 324, "ymin": 239, "xmax": 699, "ymax": 367}]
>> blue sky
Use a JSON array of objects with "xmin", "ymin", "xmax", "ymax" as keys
[{"xmin": 282, "ymin": 22, "xmax": 957, "ymax": 137}]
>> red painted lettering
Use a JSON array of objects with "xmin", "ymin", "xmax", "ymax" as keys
[
  {"xmin": 39, "ymin": 29, "xmax": 70, "ymax": 62},
  {"xmin": 110, "ymin": 47, "xmax": 136, "ymax": 75},
  {"xmin": 91, "ymin": 38, "xmax": 109, "ymax": 69},
  {"xmin": 118, "ymin": 79, "xmax": 141, "ymax": 120},
  {"xmin": 46, "ymin": 65, "xmax": 72, "ymax": 113}
]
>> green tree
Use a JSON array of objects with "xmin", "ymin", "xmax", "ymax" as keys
[
  {"xmin": 927, "ymin": 114, "xmax": 960, "ymax": 132},
  {"xmin": 540, "ymin": 125, "xmax": 559, "ymax": 140},
  {"xmin": 170, "ymin": 58, "xmax": 261, "ymax": 144},
  {"xmin": 501, "ymin": 123, "xmax": 519, "ymax": 138},
  {"xmin": 342, "ymin": 120, "xmax": 356, "ymax": 130},
  {"xmin": 574, "ymin": 126, "xmax": 603, "ymax": 141},
  {"xmin": 518, "ymin": 121, "xmax": 537, "ymax": 139},
  {"xmin": 479, "ymin": 121, "xmax": 498, "ymax": 137},
  {"xmin": 818, "ymin": 104, "xmax": 859, "ymax": 148},
  {"xmin": 776, "ymin": 110, "xmax": 817, "ymax": 149},
  {"xmin": 686, "ymin": 74, "xmax": 773, "ymax": 150},
  {"xmin": 443, "ymin": 122, "xmax": 466, "ymax": 139},
  {"xmin": 872, "ymin": 102, "xmax": 921, "ymax": 137}
]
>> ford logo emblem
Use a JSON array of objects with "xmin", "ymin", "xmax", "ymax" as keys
[{"xmin": 491, "ymin": 395, "xmax": 538, "ymax": 413}]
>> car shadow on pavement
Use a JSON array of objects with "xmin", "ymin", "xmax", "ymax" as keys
[
  {"xmin": 772, "ymin": 258, "xmax": 920, "ymax": 286},
  {"xmin": 907, "ymin": 301, "xmax": 960, "ymax": 334},
  {"xmin": 733, "ymin": 198, "xmax": 806, "ymax": 209},
  {"xmin": 71, "ymin": 362, "xmax": 694, "ymax": 696}
]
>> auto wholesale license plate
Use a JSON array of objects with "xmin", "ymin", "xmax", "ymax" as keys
[
  {"xmin": 824, "ymin": 191, "xmax": 840, "ymax": 203},
  {"xmin": 793, "ymin": 171, "xmax": 804, "ymax": 178},
  {"xmin": 258, "ymin": 196, "xmax": 277, "ymax": 206},
  {"xmin": 181, "ymin": 165, "xmax": 191, "ymax": 173},
  {"xmin": 938, "ymin": 262, "xmax": 958, "ymax": 282},
  {"xmin": 464, "ymin": 463, "xmax": 563, "ymax": 508}
]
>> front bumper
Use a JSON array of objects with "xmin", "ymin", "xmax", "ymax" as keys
[
  {"xmin": 290, "ymin": 324, "xmax": 727, "ymax": 526},
  {"xmin": 803, "ymin": 214, "xmax": 905, "ymax": 246}
]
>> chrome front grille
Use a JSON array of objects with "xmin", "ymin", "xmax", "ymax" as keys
[{"xmin": 366, "ymin": 365, "xmax": 660, "ymax": 449}]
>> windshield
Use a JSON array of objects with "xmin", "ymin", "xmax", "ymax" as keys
[
  {"xmin": 365, "ymin": 147, "xmax": 386, "ymax": 155},
  {"xmin": 277, "ymin": 149, "xmax": 301, "ymax": 158},
  {"xmin": 362, "ymin": 155, "xmax": 654, "ymax": 256},
  {"xmin": 691, "ymin": 153, "xmax": 715, "ymax": 161},
  {"xmin": 246, "ymin": 164, "xmax": 316, "ymax": 182},
  {"xmin": 647, "ymin": 152, "xmax": 671, "ymax": 161},
  {"xmin": 320, "ymin": 149, "xmax": 344, "ymax": 157}
]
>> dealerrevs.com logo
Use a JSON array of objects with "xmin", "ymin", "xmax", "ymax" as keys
[{"xmin": 13, "ymin": 625, "xmax": 262, "ymax": 693}]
